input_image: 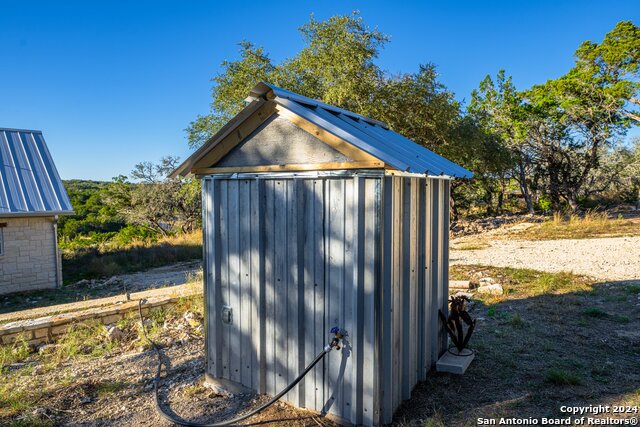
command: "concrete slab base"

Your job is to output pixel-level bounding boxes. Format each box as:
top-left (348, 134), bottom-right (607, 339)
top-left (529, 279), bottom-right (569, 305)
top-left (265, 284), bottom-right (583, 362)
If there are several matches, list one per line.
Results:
top-left (204, 373), bottom-right (255, 397)
top-left (436, 349), bottom-right (475, 374)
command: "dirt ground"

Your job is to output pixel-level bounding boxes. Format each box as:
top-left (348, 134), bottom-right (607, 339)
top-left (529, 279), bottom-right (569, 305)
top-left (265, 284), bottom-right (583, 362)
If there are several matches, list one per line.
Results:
top-left (394, 265), bottom-right (640, 426)
top-left (4, 340), bottom-right (335, 427)
top-left (1, 304), bottom-right (338, 427)
top-left (2, 265), bottom-right (638, 426)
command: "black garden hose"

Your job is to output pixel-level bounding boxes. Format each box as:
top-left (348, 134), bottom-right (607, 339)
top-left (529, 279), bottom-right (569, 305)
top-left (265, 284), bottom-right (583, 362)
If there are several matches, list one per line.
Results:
top-left (138, 299), bottom-right (340, 426)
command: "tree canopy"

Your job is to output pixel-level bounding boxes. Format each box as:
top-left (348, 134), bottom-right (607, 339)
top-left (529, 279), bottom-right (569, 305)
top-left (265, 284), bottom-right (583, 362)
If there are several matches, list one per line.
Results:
top-left (188, 14), bottom-right (639, 215)
top-left (470, 21), bottom-right (640, 212)
top-left (185, 12), bottom-right (505, 218)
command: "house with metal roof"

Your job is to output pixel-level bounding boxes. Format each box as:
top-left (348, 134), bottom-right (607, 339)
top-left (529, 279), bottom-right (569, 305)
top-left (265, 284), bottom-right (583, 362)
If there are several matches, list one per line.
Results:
top-left (0, 128), bottom-right (73, 295)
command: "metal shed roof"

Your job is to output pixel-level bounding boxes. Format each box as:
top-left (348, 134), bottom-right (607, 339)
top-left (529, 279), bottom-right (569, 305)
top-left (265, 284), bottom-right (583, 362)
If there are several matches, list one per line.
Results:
top-left (0, 128), bottom-right (73, 217)
top-left (173, 82), bottom-right (473, 178)
top-left (251, 83), bottom-right (472, 178)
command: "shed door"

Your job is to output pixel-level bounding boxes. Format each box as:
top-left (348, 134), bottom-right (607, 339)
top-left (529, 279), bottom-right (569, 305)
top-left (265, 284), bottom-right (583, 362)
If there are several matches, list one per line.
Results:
top-left (204, 175), bottom-right (379, 425)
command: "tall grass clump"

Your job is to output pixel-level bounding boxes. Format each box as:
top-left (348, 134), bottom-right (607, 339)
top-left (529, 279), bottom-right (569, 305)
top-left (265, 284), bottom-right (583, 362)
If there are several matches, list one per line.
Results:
top-left (52, 320), bottom-right (117, 362)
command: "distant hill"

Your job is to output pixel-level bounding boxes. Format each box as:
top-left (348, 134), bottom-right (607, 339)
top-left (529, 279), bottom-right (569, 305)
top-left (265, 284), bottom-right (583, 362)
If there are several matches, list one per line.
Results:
top-left (59, 179), bottom-right (125, 243)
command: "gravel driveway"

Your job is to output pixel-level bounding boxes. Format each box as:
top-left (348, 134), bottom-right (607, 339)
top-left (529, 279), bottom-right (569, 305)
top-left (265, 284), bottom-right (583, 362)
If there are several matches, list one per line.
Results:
top-left (451, 236), bottom-right (640, 281)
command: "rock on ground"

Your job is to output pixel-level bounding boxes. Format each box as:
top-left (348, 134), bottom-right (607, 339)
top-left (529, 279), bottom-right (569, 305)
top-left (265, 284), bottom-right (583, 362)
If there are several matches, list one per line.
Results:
top-left (476, 284), bottom-right (504, 295)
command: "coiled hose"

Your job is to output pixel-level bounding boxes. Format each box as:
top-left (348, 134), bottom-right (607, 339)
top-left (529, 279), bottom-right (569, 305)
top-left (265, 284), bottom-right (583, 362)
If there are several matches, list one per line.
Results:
top-left (138, 299), bottom-right (339, 426)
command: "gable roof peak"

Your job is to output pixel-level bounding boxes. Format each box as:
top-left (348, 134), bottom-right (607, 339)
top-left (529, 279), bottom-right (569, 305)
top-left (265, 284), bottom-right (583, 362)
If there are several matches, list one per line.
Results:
top-left (172, 82), bottom-right (473, 179)
top-left (247, 82), bottom-right (389, 129)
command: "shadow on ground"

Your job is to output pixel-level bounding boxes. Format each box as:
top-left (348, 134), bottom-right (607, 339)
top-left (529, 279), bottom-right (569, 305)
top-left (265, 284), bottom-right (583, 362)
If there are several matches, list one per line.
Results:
top-left (393, 274), bottom-right (640, 426)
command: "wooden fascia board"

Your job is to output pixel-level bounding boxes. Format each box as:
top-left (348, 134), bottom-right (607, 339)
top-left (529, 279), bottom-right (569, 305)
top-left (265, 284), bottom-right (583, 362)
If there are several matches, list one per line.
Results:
top-left (193, 160), bottom-right (385, 176)
top-left (170, 99), bottom-right (266, 177)
top-left (275, 105), bottom-right (379, 163)
top-left (190, 101), bottom-right (278, 171)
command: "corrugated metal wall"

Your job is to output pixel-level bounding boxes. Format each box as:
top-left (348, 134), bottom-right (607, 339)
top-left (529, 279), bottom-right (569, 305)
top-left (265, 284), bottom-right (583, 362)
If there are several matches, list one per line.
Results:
top-left (377, 176), bottom-right (449, 423)
top-left (202, 172), bottom-right (449, 426)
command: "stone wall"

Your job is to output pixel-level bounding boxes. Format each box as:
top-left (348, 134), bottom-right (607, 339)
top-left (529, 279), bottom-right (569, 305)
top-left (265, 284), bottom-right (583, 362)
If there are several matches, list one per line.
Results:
top-left (0, 216), bottom-right (59, 295)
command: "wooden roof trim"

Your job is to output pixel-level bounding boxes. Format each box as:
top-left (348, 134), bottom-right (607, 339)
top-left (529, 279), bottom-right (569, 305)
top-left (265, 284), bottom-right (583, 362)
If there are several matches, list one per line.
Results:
top-left (193, 160), bottom-right (385, 176)
top-left (176, 97), bottom-right (393, 177)
top-left (170, 99), bottom-right (268, 177)
top-left (190, 101), bottom-right (278, 172)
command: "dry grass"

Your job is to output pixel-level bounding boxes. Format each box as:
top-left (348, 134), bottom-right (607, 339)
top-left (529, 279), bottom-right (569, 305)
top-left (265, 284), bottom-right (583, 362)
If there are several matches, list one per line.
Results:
top-left (61, 231), bottom-right (203, 283)
top-left (507, 211), bottom-right (640, 240)
top-left (450, 265), bottom-right (592, 300)
top-left (0, 293), bottom-right (204, 423)
top-left (451, 241), bottom-right (491, 251)
top-left (395, 265), bottom-right (640, 425)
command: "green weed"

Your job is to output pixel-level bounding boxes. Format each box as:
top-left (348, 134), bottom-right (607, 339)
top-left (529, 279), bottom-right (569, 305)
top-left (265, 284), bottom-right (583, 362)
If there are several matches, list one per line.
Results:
top-left (95, 380), bottom-right (126, 397)
top-left (509, 313), bottom-right (525, 328)
top-left (611, 315), bottom-right (630, 324)
top-left (0, 334), bottom-right (33, 370)
top-left (6, 417), bottom-right (54, 427)
top-left (52, 320), bottom-right (115, 362)
top-left (545, 368), bottom-right (583, 386)
top-left (625, 284), bottom-right (640, 294)
top-left (0, 384), bottom-right (44, 417)
top-left (531, 272), bottom-right (574, 294)
top-left (423, 411), bottom-right (446, 427)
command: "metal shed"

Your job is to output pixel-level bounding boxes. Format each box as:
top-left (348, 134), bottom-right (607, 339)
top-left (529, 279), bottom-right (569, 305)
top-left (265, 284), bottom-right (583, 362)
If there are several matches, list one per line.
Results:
top-left (173, 82), bottom-right (471, 426)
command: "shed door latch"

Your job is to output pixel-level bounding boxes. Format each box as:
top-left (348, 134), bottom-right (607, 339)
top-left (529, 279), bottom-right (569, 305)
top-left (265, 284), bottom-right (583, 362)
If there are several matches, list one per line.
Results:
top-left (222, 305), bottom-right (233, 324)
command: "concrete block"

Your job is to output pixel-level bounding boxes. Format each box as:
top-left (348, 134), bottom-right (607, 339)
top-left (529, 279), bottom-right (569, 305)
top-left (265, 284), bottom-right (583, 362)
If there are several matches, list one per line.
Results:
top-left (449, 280), bottom-right (471, 290)
top-left (477, 283), bottom-right (504, 295)
top-left (2, 331), bottom-right (33, 345)
top-left (34, 328), bottom-right (50, 339)
top-left (436, 349), bottom-right (475, 374)
top-left (101, 314), bottom-right (122, 325)
top-left (0, 324), bottom-right (26, 334)
top-left (51, 324), bottom-right (69, 335)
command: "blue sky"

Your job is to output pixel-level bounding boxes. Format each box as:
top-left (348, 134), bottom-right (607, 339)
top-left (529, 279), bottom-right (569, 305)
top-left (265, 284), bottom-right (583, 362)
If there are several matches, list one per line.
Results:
top-left (1, 1), bottom-right (639, 180)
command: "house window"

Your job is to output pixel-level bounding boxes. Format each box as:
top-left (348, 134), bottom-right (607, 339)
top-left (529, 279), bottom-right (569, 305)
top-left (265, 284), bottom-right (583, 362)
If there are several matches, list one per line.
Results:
top-left (0, 226), bottom-right (4, 257)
